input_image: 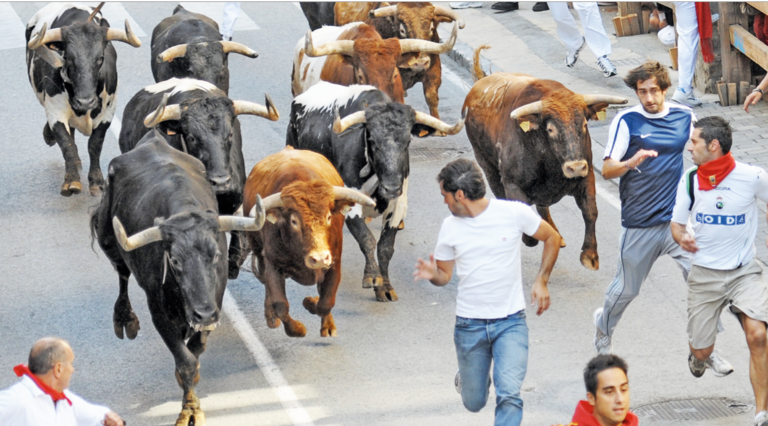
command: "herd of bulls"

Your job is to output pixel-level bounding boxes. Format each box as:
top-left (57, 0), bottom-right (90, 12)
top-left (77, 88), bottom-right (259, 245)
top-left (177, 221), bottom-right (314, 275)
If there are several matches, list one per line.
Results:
top-left (23, 2), bottom-right (629, 425)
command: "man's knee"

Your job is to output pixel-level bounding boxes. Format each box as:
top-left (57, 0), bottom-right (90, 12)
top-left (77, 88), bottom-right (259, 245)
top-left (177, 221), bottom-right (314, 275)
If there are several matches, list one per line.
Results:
top-left (745, 321), bottom-right (768, 349)
top-left (462, 393), bottom-right (488, 412)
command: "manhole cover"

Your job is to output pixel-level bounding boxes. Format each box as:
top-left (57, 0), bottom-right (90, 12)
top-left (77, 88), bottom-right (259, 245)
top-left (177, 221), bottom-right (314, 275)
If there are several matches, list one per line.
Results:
top-left (633, 398), bottom-right (752, 422)
top-left (411, 148), bottom-right (465, 164)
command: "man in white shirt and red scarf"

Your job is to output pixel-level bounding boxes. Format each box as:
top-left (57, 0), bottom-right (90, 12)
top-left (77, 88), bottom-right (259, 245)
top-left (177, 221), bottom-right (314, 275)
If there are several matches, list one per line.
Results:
top-left (671, 116), bottom-right (768, 426)
top-left (0, 337), bottom-right (125, 426)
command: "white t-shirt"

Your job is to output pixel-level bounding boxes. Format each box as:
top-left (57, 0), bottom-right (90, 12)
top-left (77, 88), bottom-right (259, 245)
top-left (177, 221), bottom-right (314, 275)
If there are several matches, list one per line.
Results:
top-left (434, 199), bottom-right (541, 319)
top-left (671, 161), bottom-right (768, 270)
top-left (0, 376), bottom-right (111, 426)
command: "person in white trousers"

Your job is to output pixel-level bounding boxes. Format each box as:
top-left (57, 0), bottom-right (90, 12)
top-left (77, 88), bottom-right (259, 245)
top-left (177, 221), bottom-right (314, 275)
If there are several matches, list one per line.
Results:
top-left (670, 2), bottom-right (702, 107)
top-left (221, 2), bottom-right (241, 41)
top-left (548, 2), bottom-right (617, 78)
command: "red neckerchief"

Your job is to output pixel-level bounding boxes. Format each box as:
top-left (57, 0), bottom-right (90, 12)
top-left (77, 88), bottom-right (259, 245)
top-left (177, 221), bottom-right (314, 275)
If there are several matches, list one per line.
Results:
top-left (697, 152), bottom-right (736, 191)
top-left (696, 3), bottom-right (714, 63)
top-left (570, 400), bottom-right (639, 426)
top-left (13, 364), bottom-right (72, 406)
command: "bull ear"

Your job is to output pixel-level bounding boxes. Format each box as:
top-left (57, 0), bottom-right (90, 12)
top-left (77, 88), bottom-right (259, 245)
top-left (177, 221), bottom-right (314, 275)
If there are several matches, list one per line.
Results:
top-left (586, 103), bottom-right (609, 121)
top-left (411, 124), bottom-right (437, 138)
top-left (516, 115), bottom-right (541, 132)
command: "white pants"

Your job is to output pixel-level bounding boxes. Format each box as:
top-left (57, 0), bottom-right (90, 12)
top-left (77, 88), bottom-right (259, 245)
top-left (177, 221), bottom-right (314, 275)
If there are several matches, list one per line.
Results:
top-left (548, 2), bottom-right (611, 58)
top-left (221, 2), bottom-right (241, 40)
top-left (674, 2), bottom-right (699, 92)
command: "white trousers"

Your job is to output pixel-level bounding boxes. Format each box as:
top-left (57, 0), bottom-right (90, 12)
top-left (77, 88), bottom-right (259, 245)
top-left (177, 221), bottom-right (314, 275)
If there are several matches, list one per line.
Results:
top-left (221, 2), bottom-right (241, 40)
top-left (548, 2), bottom-right (611, 58)
top-left (674, 2), bottom-right (699, 92)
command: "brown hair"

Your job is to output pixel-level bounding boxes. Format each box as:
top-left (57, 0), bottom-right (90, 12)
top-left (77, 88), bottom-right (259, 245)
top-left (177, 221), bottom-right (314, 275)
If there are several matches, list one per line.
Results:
top-left (623, 60), bottom-right (671, 91)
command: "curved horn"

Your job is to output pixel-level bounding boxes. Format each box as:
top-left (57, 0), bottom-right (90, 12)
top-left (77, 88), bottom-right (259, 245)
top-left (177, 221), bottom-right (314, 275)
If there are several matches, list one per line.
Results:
top-left (88, 2), bottom-right (105, 23)
top-left (510, 101), bottom-right (543, 120)
top-left (106, 19), bottom-right (142, 47)
top-left (233, 94), bottom-right (279, 121)
top-left (433, 6), bottom-right (466, 29)
top-left (261, 192), bottom-right (284, 212)
top-left (414, 112), bottom-right (464, 135)
top-left (333, 187), bottom-right (376, 207)
top-left (27, 23), bottom-right (62, 50)
top-left (34, 45), bottom-right (64, 68)
top-left (369, 5), bottom-right (397, 18)
top-left (400, 21), bottom-right (457, 54)
top-left (112, 217), bottom-right (163, 252)
top-left (304, 29), bottom-right (355, 57)
top-left (220, 41), bottom-right (259, 58)
top-left (333, 109), bottom-right (367, 134)
top-left (582, 94), bottom-right (629, 106)
top-left (144, 93), bottom-right (182, 128)
top-left (219, 195), bottom-right (266, 232)
top-left (156, 44), bottom-right (188, 63)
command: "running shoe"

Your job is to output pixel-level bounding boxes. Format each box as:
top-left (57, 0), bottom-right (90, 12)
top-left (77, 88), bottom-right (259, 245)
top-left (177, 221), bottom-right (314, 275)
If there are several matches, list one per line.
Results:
top-left (706, 350), bottom-right (734, 377)
top-left (597, 55), bottom-right (618, 78)
top-left (566, 37), bottom-right (585, 67)
top-left (532, 2), bottom-right (549, 12)
top-left (449, 2), bottom-right (483, 9)
top-left (671, 87), bottom-right (702, 107)
top-left (755, 410), bottom-right (768, 426)
top-left (593, 308), bottom-right (612, 354)
top-left (688, 353), bottom-right (707, 378)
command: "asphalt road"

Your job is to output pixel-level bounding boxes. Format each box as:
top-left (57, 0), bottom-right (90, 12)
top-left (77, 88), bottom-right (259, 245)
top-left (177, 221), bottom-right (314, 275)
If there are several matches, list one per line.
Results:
top-left (0, 3), bottom-right (760, 426)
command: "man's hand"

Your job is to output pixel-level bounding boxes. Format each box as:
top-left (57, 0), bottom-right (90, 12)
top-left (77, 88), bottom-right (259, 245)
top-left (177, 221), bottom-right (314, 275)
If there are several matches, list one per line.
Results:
top-left (413, 254), bottom-right (438, 282)
top-left (744, 91), bottom-right (763, 113)
top-left (102, 412), bottom-right (124, 426)
top-left (679, 232), bottom-right (699, 253)
top-left (531, 279), bottom-right (550, 316)
top-left (626, 149), bottom-right (658, 170)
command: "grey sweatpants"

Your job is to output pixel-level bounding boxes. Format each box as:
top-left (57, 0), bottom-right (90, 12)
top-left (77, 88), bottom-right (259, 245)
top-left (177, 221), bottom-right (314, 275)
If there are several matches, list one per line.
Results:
top-left (596, 222), bottom-right (699, 337)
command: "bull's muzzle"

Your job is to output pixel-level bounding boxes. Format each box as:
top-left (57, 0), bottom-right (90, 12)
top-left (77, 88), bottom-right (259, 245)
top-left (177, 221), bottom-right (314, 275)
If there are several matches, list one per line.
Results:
top-left (209, 175), bottom-right (232, 191)
top-left (72, 96), bottom-right (99, 113)
top-left (562, 160), bottom-right (589, 178)
top-left (378, 182), bottom-right (403, 199)
top-left (305, 250), bottom-right (332, 269)
top-left (189, 307), bottom-right (220, 330)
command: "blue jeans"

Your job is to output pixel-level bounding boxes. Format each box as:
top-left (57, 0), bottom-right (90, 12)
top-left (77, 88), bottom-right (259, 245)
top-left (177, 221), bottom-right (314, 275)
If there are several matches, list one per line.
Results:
top-left (454, 311), bottom-right (528, 426)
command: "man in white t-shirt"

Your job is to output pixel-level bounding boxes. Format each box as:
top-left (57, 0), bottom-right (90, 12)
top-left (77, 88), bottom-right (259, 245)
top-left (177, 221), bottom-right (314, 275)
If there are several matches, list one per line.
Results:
top-left (413, 158), bottom-right (561, 426)
top-left (671, 116), bottom-right (768, 426)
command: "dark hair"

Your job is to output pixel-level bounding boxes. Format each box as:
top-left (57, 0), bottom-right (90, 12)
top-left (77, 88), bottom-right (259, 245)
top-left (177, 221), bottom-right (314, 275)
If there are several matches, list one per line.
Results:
top-left (584, 354), bottom-right (628, 396)
top-left (624, 60), bottom-right (671, 92)
top-left (437, 158), bottom-right (486, 201)
top-left (28, 338), bottom-right (68, 375)
top-left (694, 116), bottom-right (733, 154)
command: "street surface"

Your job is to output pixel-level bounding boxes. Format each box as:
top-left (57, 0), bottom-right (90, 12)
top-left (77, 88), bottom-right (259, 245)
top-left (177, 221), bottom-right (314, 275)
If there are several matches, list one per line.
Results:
top-left (0, 2), bottom-right (764, 425)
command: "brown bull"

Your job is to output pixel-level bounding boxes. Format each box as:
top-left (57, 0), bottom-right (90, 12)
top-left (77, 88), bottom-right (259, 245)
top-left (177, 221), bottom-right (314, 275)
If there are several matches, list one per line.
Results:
top-left (462, 46), bottom-right (627, 271)
top-left (335, 2), bottom-right (464, 119)
top-left (242, 147), bottom-right (375, 337)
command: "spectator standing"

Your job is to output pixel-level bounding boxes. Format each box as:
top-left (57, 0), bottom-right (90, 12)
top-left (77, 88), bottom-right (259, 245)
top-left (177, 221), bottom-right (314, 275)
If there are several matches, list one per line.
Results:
top-left (671, 116), bottom-right (768, 426)
top-left (548, 2), bottom-right (617, 77)
top-left (221, 2), bottom-right (241, 41)
top-left (413, 158), bottom-right (561, 426)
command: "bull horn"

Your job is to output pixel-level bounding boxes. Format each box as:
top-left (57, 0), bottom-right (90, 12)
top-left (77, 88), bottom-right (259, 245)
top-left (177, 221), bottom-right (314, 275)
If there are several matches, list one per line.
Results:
top-left (219, 195), bottom-right (266, 232)
top-left (369, 5), bottom-right (397, 18)
top-left (333, 187), bottom-right (376, 207)
top-left (88, 2), bottom-right (105, 23)
top-left (34, 45), bottom-right (64, 68)
top-left (333, 109), bottom-right (367, 134)
top-left (304, 30), bottom-right (355, 57)
top-left (414, 112), bottom-right (464, 135)
top-left (510, 101), bottom-right (543, 120)
top-left (220, 41), bottom-right (259, 58)
top-left (400, 21), bottom-right (457, 54)
top-left (233, 94), bottom-right (279, 121)
top-left (434, 7), bottom-right (466, 29)
top-left (27, 23), bottom-right (63, 50)
top-left (106, 19), bottom-right (142, 47)
top-left (156, 44), bottom-right (188, 63)
top-left (112, 217), bottom-right (163, 252)
top-left (144, 93), bottom-right (182, 128)
top-left (261, 192), bottom-right (284, 211)
top-left (582, 94), bottom-right (629, 106)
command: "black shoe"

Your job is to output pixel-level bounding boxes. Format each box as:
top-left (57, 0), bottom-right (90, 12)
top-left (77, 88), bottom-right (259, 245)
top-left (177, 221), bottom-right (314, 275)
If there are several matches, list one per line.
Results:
top-left (491, 2), bottom-right (519, 12)
top-left (532, 2), bottom-right (549, 12)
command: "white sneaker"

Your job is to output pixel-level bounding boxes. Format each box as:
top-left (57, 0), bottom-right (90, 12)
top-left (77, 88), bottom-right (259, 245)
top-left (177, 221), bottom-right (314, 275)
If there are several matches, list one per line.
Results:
top-left (449, 2), bottom-right (483, 9)
top-left (671, 87), bottom-right (702, 107)
top-left (597, 55), bottom-right (618, 78)
top-left (706, 350), bottom-right (734, 377)
top-left (454, 369), bottom-right (461, 393)
top-left (593, 308), bottom-right (612, 354)
top-left (755, 410), bottom-right (768, 426)
top-left (566, 37), bottom-right (585, 68)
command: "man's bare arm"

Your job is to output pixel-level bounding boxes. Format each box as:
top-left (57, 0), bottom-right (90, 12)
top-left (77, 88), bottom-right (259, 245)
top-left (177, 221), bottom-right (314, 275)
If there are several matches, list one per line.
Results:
top-left (413, 255), bottom-right (455, 287)
top-left (530, 220), bottom-right (561, 315)
top-left (671, 221), bottom-right (699, 253)
top-left (602, 149), bottom-right (659, 179)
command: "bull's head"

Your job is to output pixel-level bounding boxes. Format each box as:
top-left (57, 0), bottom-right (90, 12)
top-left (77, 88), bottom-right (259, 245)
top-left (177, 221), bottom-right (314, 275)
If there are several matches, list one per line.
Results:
top-left (369, 3), bottom-right (464, 71)
top-left (156, 41), bottom-right (258, 92)
top-left (304, 22), bottom-right (457, 102)
top-left (27, 4), bottom-right (141, 114)
top-left (333, 103), bottom-right (464, 200)
top-left (143, 91), bottom-right (279, 193)
top-left (509, 93), bottom-right (627, 178)
top-left (112, 197), bottom-right (266, 329)
top-left (261, 182), bottom-right (375, 270)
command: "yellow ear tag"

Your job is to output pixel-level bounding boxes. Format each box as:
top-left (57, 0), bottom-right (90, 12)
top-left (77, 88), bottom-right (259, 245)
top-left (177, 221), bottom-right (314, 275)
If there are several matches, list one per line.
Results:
top-left (166, 129), bottom-right (176, 135)
top-left (266, 213), bottom-right (276, 224)
top-left (419, 129), bottom-right (429, 137)
top-left (520, 121), bottom-right (531, 132)
top-left (597, 110), bottom-right (606, 121)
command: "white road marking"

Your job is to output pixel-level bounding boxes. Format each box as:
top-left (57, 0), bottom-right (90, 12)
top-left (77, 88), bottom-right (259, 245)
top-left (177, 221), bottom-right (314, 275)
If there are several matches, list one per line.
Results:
top-left (110, 115), bottom-right (121, 141)
top-left (222, 289), bottom-right (316, 426)
top-left (0, 3), bottom-right (25, 50)
top-left (180, 2), bottom-right (259, 31)
top-left (83, 2), bottom-right (147, 38)
top-left (595, 183), bottom-right (622, 210)
top-left (292, 2), bottom-right (303, 12)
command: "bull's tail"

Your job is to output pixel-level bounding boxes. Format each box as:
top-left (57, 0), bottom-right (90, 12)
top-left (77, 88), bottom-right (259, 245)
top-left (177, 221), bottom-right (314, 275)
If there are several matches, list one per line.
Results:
top-left (472, 45), bottom-right (491, 82)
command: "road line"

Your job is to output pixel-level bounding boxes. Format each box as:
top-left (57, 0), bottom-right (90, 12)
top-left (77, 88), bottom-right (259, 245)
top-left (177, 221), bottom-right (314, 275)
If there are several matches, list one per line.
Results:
top-left (0, 3), bottom-right (26, 50)
top-left (222, 289), bottom-right (316, 426)
top-left (180, 2), bottom-right (259, 31)
top-left (110, 115), bottom-right (122, 142)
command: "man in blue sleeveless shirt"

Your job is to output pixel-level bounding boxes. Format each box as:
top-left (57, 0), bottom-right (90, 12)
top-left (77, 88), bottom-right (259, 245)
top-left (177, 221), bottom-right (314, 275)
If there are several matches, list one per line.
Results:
top-left (592, 61), bottom-right (733, 376)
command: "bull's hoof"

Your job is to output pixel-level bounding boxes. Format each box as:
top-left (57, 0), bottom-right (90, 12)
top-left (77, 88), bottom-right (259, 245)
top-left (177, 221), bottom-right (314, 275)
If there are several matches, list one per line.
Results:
top-left (228, 261), bottom-right (240, 279)
top-left (283, 320), bottom-right (307, 338)
top-left (175, 407), bottom-right (205, 426)
top-left (265, 312), bottom-right (281, 329)
top-left (302, 296), bottom-right (319, 315)
top-left (60, 181), bottom-right (82, 197)
top-left (113, 310), bottom-right (140, 340)
top-left (88, 170), bottom-right (104, 197)
top-left (88, 184), bottom-right (102, 197)
top-left (364, 217), bottom-right (372, 224)
top-left (320, 314), bottom-right (337, 337)
top-left (398, 220), bottom-right (405, 230)
top-left (580, 250), bottom-right (599, 271)
top-left (362, 275), bottom-right (384, 289)
top-left (374, 283), bottom-right (398, 302)
top-left (522, 234), bottom-right (538, 247)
